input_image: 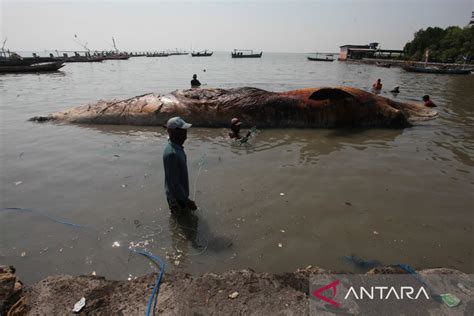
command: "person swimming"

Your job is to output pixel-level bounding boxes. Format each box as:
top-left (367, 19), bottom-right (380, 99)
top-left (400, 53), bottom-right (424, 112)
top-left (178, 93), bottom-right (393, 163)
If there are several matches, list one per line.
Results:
top-left (422, 95), bottom-right (436, 107)
top-left (372, 78), bottom-right (382, 90)
top-left (229, 118), bottom-right (252, 143)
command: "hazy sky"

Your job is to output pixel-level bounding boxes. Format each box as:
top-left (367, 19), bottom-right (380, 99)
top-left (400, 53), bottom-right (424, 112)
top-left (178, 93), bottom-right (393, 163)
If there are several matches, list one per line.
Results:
top-left (1, 0), bottom-right (473, 53)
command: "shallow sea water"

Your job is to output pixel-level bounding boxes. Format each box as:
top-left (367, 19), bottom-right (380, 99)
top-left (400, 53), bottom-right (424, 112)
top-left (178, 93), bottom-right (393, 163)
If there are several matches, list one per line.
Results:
top-left (0, 52), bottom-right (473, 283)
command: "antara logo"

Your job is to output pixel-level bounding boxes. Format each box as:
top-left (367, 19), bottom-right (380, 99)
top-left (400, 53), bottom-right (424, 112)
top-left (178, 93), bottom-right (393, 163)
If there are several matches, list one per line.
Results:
top-left (312, 280), bottom-right (430, 307)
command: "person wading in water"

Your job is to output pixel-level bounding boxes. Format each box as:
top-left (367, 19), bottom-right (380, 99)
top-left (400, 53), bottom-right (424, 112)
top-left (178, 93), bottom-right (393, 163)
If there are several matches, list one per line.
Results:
top-left (163, 117), bottom-right (198, 216)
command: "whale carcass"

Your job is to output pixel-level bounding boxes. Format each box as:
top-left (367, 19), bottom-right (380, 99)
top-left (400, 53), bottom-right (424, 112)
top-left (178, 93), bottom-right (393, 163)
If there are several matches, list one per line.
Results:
top-left (30, 86), bottom-right (438, 128)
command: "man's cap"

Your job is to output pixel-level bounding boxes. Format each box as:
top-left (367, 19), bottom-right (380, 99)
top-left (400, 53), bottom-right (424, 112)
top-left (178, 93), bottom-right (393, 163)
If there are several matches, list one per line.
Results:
top-left (422, 95), bottom-right (429, 100)
top-left (193, 74), bottom-right (197, 78)
top-left (166, 117), bottom-right (192, 129)
top-left (231, 118), bottom-right (241, 126)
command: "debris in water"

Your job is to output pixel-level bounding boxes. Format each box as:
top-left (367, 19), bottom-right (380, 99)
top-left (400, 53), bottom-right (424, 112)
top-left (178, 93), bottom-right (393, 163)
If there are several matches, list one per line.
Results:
top-left (174, 260), bottom-right (180, 266)
top-left (91, 271), bottom-right (96, 276)
top-left (112, 241), bottom-right (120, 248)
top-left (20, 252), bottom-right (26, 257)
top-left (72, 297), bottom-right (86, 313)
top-left (59, 248), bottom-right (63, 252)
top-left (114, 154), bottom-right (120, 157)
top-left (280, 229), bottom-right (286, 233)
top-left (14, 181), bottom-right (23, 186)
top-left (373, 231), bottom-right (379, 235)
top-left (345, 202), bottom-right (352, 206)
top-left (280, 193), bottom-right (285, 196)
top-left (278, 243), bottom-right (283, 248)
top-left (121, 184), bottom-right (127, 188)
top-left (228, 291), bottom-right (239, 299)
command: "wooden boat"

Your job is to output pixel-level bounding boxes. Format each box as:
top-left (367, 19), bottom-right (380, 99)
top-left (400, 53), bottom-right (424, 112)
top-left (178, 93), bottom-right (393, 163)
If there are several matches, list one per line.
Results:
top-left (0, 61), bottom-right (65, 73)
top-left (64, 55), bottom-right (104, 63)
top-left (376, 62), bottom-right (391, 68)
top-left (403, 65), bottom-right (471, 75)
top-left (231, 49), bottom-right (262, 58)
top-left (146, 52), bottom-right (169, 57)
top-left (167, 50), bottom-right (188, 56)
top-left (0, 54), bottom-right (61, 66)
top-left (101, 54), bottom-right (130, 60)
top-left (307, 53), bottom-right (334, 62)
top-left (191, 50), bottom-right (213, 57)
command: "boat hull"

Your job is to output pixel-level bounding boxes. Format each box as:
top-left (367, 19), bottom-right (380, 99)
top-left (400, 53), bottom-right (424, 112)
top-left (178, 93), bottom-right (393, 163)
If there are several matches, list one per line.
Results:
top-left (403, 66), bottom-right (471, 74)
top-left (307, 57), bottom-right (334, 62)
top-left (0, 61), bottom-right (65, 73)
top-left (231, 52), bottom-right (262, 58)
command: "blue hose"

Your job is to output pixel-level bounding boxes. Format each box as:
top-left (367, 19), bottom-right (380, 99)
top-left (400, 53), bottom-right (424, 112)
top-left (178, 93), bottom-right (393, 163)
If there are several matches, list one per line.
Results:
top-left (131, 249), bottom-right (166, 316)
top-left (0, 207), bottom-right (87, 228)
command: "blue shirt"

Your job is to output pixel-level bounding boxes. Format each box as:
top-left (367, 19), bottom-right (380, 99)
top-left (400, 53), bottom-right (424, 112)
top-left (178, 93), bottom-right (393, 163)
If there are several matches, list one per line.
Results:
top-left (163, 140), bottom-right (189, 205)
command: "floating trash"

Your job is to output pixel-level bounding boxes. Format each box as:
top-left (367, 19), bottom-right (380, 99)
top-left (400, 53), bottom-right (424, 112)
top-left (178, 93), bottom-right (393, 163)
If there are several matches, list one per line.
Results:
top-left (91, 271), bottom-right (96, 276)
top-left (14, 181), bottom-right (23, 186)
top-left (20, 252), bottom-right (26, 257)
top-left (228, 291), bottom-right (239, 299)
top-left (373, 231), bottom-right (379, 235)
top-left (72, 297), bottom-right (86, 313)
top-left (280, 229), bottom-right (286, 233)
top-left (112, 241), bottom-right (120, 248)
top-left (280, 193), bottom-right (285, 196)
top-left (278, 243), bottom-right (283, 248)
top-left (121, 184), bottom-right (127, 188)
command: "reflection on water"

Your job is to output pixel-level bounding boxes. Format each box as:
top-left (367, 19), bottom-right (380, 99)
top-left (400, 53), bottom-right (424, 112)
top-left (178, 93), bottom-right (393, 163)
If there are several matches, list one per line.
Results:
top-left (0, 53), bottom-right (473, 283)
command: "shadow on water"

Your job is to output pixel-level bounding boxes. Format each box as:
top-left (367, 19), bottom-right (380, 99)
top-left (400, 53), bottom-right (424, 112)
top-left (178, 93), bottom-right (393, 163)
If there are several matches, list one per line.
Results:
top-left (169, 211), bottom-right (233, 261)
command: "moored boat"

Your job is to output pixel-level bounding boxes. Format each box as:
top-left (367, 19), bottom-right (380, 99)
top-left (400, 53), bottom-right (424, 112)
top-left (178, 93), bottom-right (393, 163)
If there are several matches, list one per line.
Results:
top-left (0, 61), bottom-right (65, 73)
top-left (403, 65), bottom-right (471, 75)
top-left (307, 53), bottom-right (334, 62)
top-left (231, 49), bottom-right (262, 58)
top-left (146, 52), bottom-right (169, 57)
top-left (191, 50), bottom-right (213, 57)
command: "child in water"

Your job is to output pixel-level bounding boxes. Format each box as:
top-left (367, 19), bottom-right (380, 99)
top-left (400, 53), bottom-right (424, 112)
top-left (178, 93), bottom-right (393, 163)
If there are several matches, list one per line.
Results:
top-left (229, 118), bottom-right (253, 144)
top-left (422, 95), bottom-right (436, 107)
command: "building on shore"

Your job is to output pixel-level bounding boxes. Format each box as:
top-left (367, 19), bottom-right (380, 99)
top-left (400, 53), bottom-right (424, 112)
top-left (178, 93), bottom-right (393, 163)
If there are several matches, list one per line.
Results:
top-left (469, 11), bottom-right (473, 26)
top-left (339, 42), bottom-right (404, 61)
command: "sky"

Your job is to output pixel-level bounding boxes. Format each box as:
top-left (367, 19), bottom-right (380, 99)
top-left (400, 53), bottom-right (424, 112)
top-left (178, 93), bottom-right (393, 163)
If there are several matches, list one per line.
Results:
top-left (1, 0), bottom-right (473, 53)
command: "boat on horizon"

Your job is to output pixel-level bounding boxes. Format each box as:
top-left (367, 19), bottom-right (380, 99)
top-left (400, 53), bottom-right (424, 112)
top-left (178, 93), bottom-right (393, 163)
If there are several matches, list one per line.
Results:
top-left (191, 50), bottom-right (213, 57)
top-left (403, 65), bottom-right (471, 75)
top-left (167, 49), bottom-right (189, 56)
top-left (146, 52), bottom-right (169, 57)
top-left (307, 53), bottom-right (334, 62)
top-left (231, 49), bottom-right (262, 58)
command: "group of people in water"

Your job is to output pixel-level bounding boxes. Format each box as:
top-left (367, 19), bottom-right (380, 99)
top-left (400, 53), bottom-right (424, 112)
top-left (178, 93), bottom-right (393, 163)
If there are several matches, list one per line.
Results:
top-left (372, 78), bottom-right (436, 107)
top-left (163, 76), bottom-right (438, 217)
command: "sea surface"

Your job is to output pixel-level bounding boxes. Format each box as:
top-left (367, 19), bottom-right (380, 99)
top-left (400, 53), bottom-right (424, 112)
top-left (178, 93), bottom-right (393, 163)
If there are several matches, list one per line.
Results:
top-left (1, 52), bottom-right (473, 284)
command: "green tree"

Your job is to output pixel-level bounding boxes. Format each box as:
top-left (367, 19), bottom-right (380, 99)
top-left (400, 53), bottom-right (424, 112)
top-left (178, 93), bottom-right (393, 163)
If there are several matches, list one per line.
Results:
top-left (403, 25), bottom-right (474, 63)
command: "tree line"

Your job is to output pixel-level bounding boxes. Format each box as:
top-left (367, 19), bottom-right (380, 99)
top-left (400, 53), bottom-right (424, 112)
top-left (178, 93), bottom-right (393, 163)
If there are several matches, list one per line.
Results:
top-left (403, 26), bottom-right (474, 63)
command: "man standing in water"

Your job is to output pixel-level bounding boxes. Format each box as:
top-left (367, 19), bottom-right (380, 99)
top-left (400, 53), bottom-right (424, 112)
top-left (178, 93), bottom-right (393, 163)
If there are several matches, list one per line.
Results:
top-left (191, 74), bottom-right (201, 88)
top-left (163, 117), bottom-right (198, 216)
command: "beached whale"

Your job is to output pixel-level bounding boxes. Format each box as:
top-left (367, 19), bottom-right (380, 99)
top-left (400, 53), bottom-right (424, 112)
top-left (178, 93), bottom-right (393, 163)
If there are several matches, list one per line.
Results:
top-left (30, 87), bottom-right (438, 128)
